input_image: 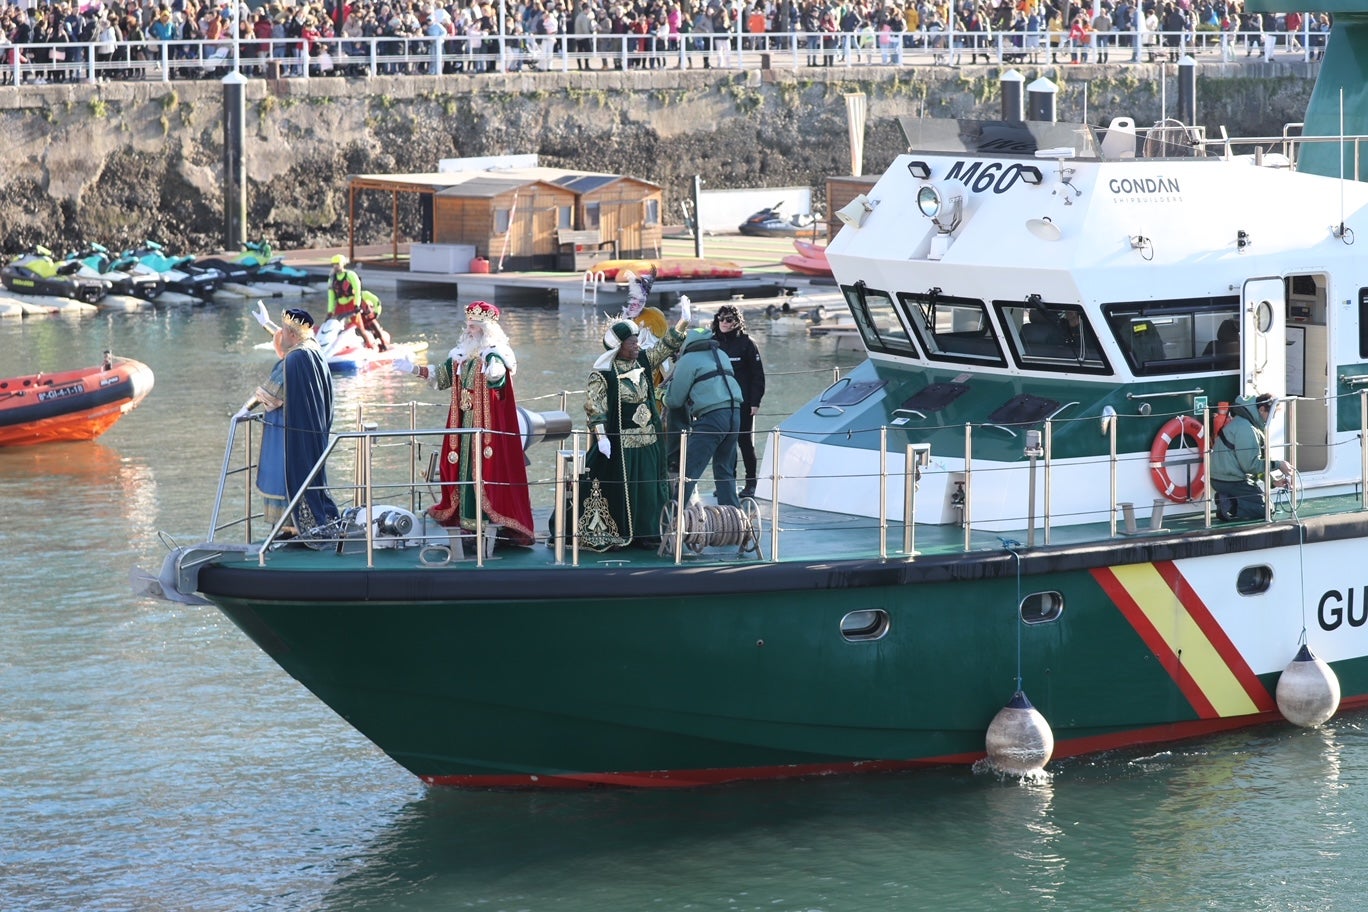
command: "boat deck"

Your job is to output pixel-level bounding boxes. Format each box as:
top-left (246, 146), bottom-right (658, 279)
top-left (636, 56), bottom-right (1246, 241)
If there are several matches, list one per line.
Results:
top-left (211, 480), bottom-right (1354, 577)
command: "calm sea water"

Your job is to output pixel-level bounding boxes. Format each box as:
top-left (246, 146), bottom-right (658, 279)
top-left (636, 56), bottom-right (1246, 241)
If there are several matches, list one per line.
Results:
top-left (2, 290), bottom-right (1367, 912)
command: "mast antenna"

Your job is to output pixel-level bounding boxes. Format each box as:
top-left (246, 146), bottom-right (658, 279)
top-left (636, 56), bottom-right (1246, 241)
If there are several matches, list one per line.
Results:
top-left (1335, 89), bottom-right (1354, 244)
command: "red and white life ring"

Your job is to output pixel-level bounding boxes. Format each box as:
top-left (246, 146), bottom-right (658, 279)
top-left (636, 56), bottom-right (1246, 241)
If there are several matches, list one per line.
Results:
top-left (1149, 416), bottom-right (1206, 503)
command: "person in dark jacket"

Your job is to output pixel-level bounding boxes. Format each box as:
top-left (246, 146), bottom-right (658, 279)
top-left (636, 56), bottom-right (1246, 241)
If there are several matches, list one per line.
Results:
top-left (665, 327), bottom-right (744, 508)
top-left (710, 304), bottom-right (766, 498)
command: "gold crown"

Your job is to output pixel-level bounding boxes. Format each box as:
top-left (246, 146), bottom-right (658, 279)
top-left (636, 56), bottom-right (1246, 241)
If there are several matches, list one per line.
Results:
top-left (465, 300), bottom-right (500, 322)
top-left (281, 308), bottom-right (314, 331)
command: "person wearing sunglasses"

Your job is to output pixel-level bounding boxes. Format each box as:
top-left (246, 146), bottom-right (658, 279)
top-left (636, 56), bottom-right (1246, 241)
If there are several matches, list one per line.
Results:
top-left (710, 304), bottom-right (766, 499)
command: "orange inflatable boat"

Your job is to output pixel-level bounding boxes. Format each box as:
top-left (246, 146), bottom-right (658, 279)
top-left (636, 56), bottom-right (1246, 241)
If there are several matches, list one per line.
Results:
top-left (0, 356), bottom-right (155, 446)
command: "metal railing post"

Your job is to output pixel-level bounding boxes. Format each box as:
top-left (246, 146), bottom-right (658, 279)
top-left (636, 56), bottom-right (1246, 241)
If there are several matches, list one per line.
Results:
top-left (1361, 390), bottom-right (1368, 510)
top-left (1043, 418), bottom-right (1053, 545)
top-left (769, 428), bottom-right (781, 562)
top-left (962, 423), bottom-right (972, 552)
top-left (473, 428), bottom-right (484, 567)
top-left (1109, 414), bottom-right (1119, 537)
top-left (878, 426), bottom-right (888, 561)
top-left (674, 430), bottom-right (690, 563)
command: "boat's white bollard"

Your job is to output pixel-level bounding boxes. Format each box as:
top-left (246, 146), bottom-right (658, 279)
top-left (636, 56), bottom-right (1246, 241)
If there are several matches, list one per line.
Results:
top-left (985, 690), bottom-right (1054, 775)
top-left (1276, 644), bottom-right (1340, 728)
top-left (1118, 502), bottom-right (1137, 534)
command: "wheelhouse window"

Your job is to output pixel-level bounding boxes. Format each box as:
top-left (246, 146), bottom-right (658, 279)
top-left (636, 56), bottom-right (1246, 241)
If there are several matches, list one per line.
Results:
top-left (585, 202), bottom-right (601, 230)
top-left (995, 300), bottom-right (1109, 373)
top-left (558, 206), bottom-right (573, 229)
top-left (494, 208), bottom-right (511, 234)
top-left (1104, 296), bottom-right (1241, 375)
top-left (644, 199), bottom-right (660, 226)
top-left (897, 289), bottom-right (1005, 365)
top-left (841, 283), bottom-right (918, 357)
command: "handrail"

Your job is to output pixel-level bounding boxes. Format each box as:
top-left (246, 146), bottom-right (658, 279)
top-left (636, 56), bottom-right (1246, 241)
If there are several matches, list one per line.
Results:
top-left (1126, 388), bottom-right (1206, 400)
top-left (0, 27), bottom-right (1325, 87)
top-left (204, 387), bottom-right (1368, 570)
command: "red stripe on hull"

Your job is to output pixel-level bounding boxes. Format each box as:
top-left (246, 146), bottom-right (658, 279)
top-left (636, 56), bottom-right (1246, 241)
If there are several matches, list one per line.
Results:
top-left (1153, 560), bottom-right (1277, 712)
top-left (1091, 565), bottom-right (1218, 717)
top-left (419, 698), bottom-right (1368, 789)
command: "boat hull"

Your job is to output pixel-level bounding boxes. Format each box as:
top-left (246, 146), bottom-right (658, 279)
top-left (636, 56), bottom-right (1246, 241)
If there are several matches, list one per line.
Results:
top-left (196, 514), bottom-right (1368, 788)
top-left (0, 359), bottom-right (155, 446)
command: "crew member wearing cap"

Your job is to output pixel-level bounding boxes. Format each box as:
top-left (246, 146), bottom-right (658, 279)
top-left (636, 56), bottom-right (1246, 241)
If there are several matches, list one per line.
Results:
top-left (1210, 392), bottom-right (1290, 521)
top-left (234, 307), bottom-right (340, 536)
top-left (393, 301), bottom-right (534, 546)
top-left (578, 299), bottom-right (693, 550)
top-left (326, 255), bottom-right (388, 350)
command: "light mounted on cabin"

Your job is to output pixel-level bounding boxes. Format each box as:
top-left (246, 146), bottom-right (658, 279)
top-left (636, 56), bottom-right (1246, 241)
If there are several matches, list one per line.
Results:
top-left (916, 180), bottom-right (967, 260)
top-left (1019, 166), bottom-right (1044, 185)
top-left (915, 180), bottom-right (965, 233)
top-left (835, 194), bottom-right (879, 229)
top-left (1236, 229), bottom-right (1251, 252)
top-left (906, 160), bottom-right (932, 180)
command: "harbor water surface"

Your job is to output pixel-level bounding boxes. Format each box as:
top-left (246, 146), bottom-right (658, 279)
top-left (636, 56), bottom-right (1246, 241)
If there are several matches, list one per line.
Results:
top-left (3, 290), bottom-right (1367, 912)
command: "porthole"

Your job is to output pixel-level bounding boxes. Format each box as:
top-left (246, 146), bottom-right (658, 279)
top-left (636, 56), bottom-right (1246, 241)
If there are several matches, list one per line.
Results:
top-left (840, 609), bottom-right (890, 642)
top-left (1236, 565), bottom-right (1273, 595)
top-left (1020, 591), bottom-right (1063, 625)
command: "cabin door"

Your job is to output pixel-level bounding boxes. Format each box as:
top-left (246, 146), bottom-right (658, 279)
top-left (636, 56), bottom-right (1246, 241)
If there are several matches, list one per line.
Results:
top-left (1241, 277), bottom-right (1286, 402)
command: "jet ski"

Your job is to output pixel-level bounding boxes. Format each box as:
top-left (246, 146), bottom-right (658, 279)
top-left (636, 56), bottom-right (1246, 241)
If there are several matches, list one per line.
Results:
top-left (189, 241), bottom-right (300, 285)
top-left (68, 243), bottom-right (166, 300)
top-left (738, 202), bottom-right (818, 238)
top-left (126, 241), bottom-right (221, 300)
top-left (1, 246), bottom-right (109, 303)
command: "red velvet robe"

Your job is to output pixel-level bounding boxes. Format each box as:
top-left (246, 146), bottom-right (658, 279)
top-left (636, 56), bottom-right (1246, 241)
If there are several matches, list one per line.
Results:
top-left (428, 355), bottom-right (534, 545)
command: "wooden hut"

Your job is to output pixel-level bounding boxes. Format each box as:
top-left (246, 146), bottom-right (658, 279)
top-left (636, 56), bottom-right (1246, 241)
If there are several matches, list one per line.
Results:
top-left (344, 166), bottom-right (664, 272)
top-left (433, 176), bottom-right (578, 272)
top-left (550, 173), bottom-right (664, 260)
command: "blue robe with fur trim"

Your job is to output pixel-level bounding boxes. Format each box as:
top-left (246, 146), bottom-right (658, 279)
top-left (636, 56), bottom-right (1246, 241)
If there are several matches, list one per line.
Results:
top-left (282, 339), bottom-right (339, 531)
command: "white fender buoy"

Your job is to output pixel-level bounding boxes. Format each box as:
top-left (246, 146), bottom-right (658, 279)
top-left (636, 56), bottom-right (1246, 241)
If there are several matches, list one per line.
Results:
top-left (1276, 644), bottom-right (1340, 728)
top-left (985, 690), bottom-right (1054, 775)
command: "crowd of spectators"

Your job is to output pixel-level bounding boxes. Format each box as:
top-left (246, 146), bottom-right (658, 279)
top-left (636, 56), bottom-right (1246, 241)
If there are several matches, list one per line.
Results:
top-left (0, 0), bottom-right (1332, 82)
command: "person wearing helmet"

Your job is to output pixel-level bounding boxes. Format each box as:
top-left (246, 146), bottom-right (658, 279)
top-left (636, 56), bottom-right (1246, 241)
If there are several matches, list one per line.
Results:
top-left (327, 254), bottom-right (388, 350)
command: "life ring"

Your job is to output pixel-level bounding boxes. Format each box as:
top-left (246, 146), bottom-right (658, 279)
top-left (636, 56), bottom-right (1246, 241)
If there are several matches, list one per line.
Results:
top-left (1149, 416), bottom-right (1206, 503)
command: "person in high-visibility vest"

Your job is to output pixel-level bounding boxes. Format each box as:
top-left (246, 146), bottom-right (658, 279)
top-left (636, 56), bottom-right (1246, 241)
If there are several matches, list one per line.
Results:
top-left (326, 254), bottom-right (389, 350)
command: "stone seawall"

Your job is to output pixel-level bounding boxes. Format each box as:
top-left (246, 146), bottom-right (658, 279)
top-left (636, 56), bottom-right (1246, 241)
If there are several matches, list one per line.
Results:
top-left (0, 63), bottom-right (1315, 256)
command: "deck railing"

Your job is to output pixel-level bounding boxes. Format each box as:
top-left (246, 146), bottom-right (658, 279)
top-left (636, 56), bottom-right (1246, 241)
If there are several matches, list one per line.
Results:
top-left (205, 386), bottom-right (1368, 568)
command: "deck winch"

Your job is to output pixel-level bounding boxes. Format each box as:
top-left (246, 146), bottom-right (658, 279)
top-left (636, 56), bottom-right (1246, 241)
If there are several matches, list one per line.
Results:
top-left (658, 500), bottom-right (764, 558)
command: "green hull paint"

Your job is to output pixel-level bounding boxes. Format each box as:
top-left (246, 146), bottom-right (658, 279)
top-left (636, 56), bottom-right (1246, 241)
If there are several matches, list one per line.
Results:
top-left (210, 565), bottom-right (1233, 782)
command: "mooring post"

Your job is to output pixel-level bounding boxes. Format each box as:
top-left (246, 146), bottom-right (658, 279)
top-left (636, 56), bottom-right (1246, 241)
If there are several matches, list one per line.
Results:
top-left (221, 70), bottom-right (247, 252)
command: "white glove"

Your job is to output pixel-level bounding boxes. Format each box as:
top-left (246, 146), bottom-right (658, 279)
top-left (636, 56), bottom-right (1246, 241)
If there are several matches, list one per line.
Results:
top-left (392, 357), bottom-right (415, 375)
top-left (596, 436), bottom-right (612, 458)
top-left (485, 357), bottom-right (507, 383)
top-left (233, 406), bottom-right (252, 421)
top-left (678, 295), bottom-right (692, 325)
top-left (252, 300), bottom-right (271, 329)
